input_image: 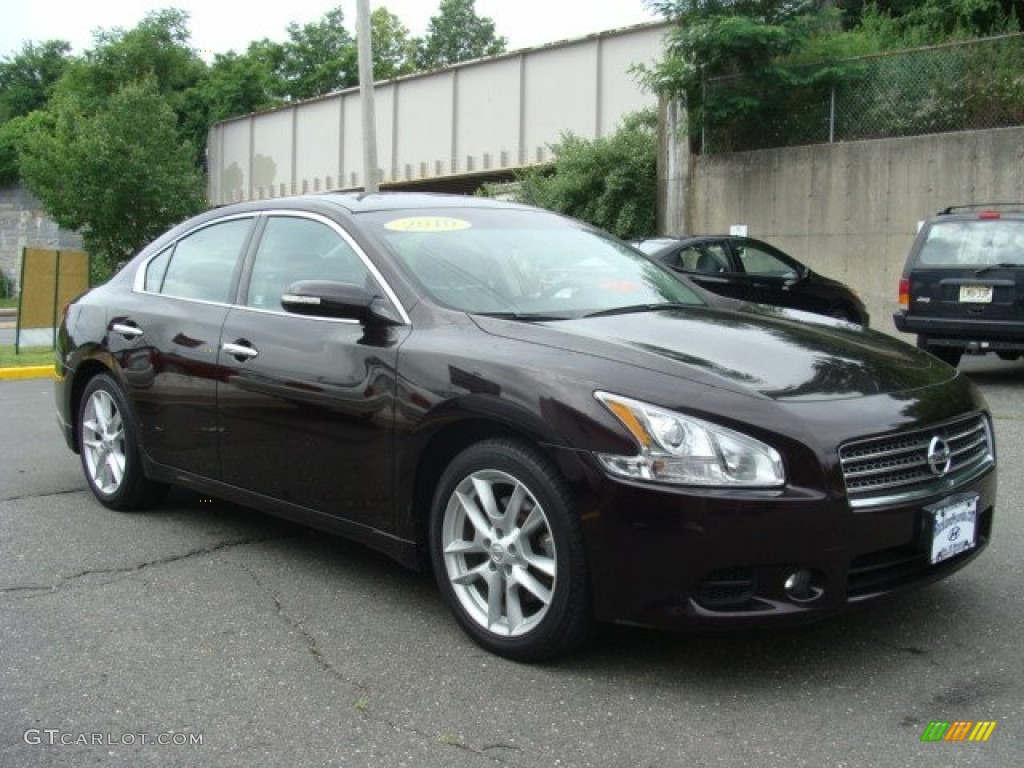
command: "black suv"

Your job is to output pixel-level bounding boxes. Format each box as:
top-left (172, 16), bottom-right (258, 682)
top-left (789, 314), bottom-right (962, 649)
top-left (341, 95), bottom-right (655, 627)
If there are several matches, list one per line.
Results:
top-left (894, 204), bottom-right (1024, 367)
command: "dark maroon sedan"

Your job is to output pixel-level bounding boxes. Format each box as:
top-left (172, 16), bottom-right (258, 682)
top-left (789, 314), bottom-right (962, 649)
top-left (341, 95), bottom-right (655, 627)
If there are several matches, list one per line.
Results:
top-left (56, 193), bottom-right (996, 661)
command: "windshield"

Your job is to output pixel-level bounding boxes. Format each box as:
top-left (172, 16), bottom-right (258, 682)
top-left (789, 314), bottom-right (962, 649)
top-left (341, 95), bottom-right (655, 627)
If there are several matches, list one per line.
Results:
top-left (360, 207), bottom-right (702, 317)
top-left (920, 219), bottom-right (1024, 266)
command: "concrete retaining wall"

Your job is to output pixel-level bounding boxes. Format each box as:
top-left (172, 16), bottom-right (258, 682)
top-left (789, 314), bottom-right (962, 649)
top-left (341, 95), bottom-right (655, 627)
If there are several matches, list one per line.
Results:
top-left (689, 127), bottom-right (1024, 333)
top-left (0, 185), bottom-right (82, 296)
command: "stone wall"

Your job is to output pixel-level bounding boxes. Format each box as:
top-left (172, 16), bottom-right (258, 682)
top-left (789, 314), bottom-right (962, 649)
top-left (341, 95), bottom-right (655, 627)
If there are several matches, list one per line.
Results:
top-left (0, 184), bottom-right (83, 297)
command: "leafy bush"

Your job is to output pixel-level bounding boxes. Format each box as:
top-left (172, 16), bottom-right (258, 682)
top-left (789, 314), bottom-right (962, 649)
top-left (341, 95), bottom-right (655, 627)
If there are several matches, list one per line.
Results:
top-left (510, 110), bottom-right (658, 239)
top-left (0, 268), bottom-right (13, 299)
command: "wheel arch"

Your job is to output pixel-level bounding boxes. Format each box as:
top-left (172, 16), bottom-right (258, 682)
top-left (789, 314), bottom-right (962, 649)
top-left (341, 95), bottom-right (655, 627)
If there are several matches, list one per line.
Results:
top-left (66, 357), bottom-right (119, 453)
top-left (408, 417), bottom-right (562, 571)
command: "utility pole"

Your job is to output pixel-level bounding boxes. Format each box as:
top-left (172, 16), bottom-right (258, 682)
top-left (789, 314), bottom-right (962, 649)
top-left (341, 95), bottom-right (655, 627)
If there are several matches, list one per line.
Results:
top-left (356, 0), bottom-right (379, 193)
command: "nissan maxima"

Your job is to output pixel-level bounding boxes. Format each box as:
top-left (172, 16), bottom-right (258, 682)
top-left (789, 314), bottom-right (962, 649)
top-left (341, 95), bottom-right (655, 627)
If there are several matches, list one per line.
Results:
top-left (55, 193), bottom-right (996, 661)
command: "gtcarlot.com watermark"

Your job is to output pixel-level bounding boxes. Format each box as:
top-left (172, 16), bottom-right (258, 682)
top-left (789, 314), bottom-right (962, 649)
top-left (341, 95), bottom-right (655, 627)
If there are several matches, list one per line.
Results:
top-left (24, 729), bottom-right (202, 747)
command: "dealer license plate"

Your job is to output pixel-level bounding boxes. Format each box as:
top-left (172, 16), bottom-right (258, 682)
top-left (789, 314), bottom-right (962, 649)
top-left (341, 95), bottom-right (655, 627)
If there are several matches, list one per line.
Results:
top-left (926, 495), bottom-right (978, 565)
top-left (959, 284), bottom-right (993, 303)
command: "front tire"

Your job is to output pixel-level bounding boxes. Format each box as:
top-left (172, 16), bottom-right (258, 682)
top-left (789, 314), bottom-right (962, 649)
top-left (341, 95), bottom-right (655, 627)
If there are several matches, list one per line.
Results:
top-left (430, 439), bottom-right (592, 661)
top-left (825, 304), bottom-right (858, 323)
top-left (78, 373), bottom-right (167, 511)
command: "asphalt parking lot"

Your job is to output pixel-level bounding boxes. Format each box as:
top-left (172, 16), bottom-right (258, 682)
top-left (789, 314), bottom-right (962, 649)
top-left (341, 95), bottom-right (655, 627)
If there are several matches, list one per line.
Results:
top-left (1, 357), bottom-right (1022, 768)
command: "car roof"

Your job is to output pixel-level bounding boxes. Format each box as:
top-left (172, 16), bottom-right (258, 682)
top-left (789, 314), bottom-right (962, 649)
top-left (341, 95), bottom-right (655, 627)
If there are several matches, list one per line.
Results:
top-left (933, 203), bottom-right (1024, 218)
top-left (317, 191), bottom-right (535, 214)
top-left (216, 191), bottom-right (536, 216)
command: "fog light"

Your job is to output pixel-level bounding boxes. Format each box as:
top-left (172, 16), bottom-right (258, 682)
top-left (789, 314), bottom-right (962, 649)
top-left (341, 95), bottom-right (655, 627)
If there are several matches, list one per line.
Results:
top-left (784, 569), bottom-right (820, 602)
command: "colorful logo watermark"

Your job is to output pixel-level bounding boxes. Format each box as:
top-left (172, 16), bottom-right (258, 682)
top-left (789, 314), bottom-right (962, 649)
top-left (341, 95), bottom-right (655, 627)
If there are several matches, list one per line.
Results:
top-left (920, 721), bottom-right (997, 742)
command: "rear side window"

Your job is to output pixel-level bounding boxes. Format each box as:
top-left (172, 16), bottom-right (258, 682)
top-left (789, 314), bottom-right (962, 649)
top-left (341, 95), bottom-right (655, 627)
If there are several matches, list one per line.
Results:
top-left (144, 247), bottom-right (172, 292)
top-left (156, 218), bottom-right (252, 302)
top-left (677, 244), bottom-right (730, 273)
top-left (920, 219), bottom-right (1024, 266)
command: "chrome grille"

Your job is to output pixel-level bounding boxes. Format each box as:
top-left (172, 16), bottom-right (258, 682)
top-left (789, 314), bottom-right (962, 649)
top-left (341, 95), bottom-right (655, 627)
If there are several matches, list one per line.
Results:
top-left (839, 414), bottom-right (993, 508)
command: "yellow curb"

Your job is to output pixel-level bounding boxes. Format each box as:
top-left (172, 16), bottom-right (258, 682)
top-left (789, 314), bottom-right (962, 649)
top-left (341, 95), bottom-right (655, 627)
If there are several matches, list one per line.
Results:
top-left (0, 365), bottom-right (56, 381)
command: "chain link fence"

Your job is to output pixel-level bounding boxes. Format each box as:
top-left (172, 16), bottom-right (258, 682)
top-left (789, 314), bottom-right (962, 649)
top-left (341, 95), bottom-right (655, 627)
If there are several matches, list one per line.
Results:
top-left (701, 34), bottom-right (1024, 154)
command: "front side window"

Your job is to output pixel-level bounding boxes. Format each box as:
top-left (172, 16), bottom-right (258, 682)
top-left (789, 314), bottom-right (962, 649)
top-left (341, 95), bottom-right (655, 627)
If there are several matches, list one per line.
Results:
top-left (245, 217), bottom-right (373, 310)
top-left (157, 218), bottom-right (252, 302)
top-left (736, 244), bottom-right (796, 278)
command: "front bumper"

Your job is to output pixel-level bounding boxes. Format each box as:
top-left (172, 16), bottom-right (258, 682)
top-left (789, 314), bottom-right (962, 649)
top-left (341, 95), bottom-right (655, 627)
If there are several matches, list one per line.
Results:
top-left (558, 447), bottom-right (996, 631)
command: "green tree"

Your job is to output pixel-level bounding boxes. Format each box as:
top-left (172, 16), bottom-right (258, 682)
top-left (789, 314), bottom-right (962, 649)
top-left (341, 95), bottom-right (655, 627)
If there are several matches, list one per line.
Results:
top-left (17, 78), bottom-right (205, 280)
top-left (368, 7), bottom-right (418, 79)
top-left (0, 40), bottom-right (72, 122)
top-left (643, 1), bottom-right (834, 96)
top-left (64, 8), bottom-right (205, 108)
top-left (53, 8), bottom-right (208, 158)
top-left (643, 0), bottom-right (1023, 152)
top-left (837, 1), bottom-right (1023, 36)
top-left (514, 111), bottom-right (658, 238)
top-left (417, 0), bottom-right (507, 69)
top-left (0, 116), bottom-right (32, 184)
top-left (278, 7), bottom-right (358, 100)
top-left (191, 47), bottom-right (283, 124)
top-left (856, 0), bottom-right (1021, 45)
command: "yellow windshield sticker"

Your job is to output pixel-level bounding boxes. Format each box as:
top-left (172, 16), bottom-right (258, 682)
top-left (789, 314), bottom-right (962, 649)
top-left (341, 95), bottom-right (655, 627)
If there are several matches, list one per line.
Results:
top-left (384, 216), bottom-right (472, 232)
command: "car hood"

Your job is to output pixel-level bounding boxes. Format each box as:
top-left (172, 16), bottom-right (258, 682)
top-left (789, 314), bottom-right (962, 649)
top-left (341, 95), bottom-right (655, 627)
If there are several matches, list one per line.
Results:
top-left (472, 306), bottom-right (954, 402)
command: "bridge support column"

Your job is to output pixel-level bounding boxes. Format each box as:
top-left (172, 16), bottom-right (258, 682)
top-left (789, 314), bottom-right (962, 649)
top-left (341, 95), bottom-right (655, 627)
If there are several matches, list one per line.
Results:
top-left (657, 96), bottom-right (691, 236)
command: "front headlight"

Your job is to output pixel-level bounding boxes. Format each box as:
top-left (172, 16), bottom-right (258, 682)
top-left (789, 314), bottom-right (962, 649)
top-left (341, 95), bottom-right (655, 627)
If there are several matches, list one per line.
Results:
top-left (594, 392), bottom-right (785, 487)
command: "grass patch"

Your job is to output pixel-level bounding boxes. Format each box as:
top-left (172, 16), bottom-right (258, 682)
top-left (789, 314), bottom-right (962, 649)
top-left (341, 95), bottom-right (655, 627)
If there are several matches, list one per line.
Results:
top-left (0, 297), bottom-right (17, 309)
top-left (0, 345), bottom-right (55, 368)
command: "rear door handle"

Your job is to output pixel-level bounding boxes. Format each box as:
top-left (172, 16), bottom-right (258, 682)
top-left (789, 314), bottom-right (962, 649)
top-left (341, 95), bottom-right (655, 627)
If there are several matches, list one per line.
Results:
top-left (111, 322), bottom-right (144, 339)
top-left (222, 341), bottom-right (259, 361)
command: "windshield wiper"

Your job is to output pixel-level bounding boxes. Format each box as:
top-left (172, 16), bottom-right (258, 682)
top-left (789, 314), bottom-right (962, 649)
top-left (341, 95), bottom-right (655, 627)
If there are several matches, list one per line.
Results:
top-left (974, 262), bottom-right (1024, 276)
top-left (583, 303), bottom-right (695, 319)
top-left (475, 311), bottom-right (571, 322)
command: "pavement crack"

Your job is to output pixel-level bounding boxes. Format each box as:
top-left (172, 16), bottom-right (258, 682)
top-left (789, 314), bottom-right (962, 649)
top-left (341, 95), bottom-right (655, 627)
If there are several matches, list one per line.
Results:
top-left (869, 636), bottom-right (941, 667)
top-left (240, 563), bottom-right (359, 687)
top-left (376, 720), bottom-right (511, 765)
top-left (0, 487), bottom-right (85, 504)
top-left (0, 533), bottom-right (299, 599)
top-left (238, 564), bottom-right (509, 763)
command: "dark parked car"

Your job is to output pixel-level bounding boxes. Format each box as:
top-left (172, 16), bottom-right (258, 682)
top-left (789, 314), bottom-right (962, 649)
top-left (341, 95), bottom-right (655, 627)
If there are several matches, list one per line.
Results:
top-left (56, 193), bottom-right (995, 661)
top-left (894, 204), bottom-right (1024, 367)
top-left (634, 235), bottom-right (870, 325)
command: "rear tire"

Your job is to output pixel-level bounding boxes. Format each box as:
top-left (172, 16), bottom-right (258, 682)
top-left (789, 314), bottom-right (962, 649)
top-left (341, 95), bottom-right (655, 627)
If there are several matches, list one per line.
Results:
top-left (430, 439), bottom-right (592, 661)
top-left (78, 373), bottom-right (168, 511)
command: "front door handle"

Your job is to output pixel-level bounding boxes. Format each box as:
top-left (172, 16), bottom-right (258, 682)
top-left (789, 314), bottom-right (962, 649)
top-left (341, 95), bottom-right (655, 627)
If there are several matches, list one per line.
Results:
top-left (222, 341), bottom-right (259, 361)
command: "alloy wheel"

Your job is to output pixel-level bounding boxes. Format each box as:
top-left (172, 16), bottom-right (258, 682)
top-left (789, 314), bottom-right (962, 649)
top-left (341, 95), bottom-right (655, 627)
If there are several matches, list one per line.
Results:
top-left (440, 468), bottom-right (557, 637)
top-left (81, 389), bottom-right (127, 495)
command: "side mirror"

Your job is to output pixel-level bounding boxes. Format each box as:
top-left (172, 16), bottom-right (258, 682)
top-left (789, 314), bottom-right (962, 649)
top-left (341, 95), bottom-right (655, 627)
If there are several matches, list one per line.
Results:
top-left (281, 280), bottom-right (402, 326)
top-left (784, 267), bottom-right (809, 286)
